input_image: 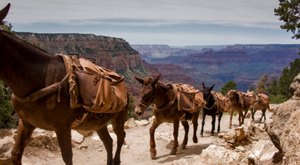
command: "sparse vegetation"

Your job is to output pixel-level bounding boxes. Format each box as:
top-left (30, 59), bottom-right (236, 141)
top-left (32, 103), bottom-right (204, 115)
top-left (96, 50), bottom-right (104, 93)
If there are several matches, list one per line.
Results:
top-left (275, 0), bottom-right (300, 39)
top-left (127, 94), bottom-right (136, 119)
top-left (0, 81), bottom-right (16, 128)
top-left (266, 59), bottom-right (300, 103)
top-left (220, 80), bottom-right (237, 95)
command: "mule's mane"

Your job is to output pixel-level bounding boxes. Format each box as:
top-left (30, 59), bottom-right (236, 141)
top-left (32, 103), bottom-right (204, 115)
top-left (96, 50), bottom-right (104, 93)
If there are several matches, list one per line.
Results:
top-left (1, 30), bottom-right (52, 58)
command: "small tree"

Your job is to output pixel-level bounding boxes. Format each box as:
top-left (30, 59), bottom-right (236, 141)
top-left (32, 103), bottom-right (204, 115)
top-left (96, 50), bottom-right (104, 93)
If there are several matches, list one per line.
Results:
top-left (266, 59), bottom-right (300, 103)
top-left (256, 75), bottom-right (268, 93)
top-left (221, 81), bottom-right (237, 95)
top-left (274, 0), bottom-right (300, 39)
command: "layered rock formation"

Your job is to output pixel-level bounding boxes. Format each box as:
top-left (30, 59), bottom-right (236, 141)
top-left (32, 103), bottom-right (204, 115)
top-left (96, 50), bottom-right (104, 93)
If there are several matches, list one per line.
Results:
top-left (266, 73), bottom-right (300, 164)
top-left (16, 33), bottom-right (143, 73)
top-left (134, 44), bottom-right (300, 91)
top-left (15, 32), bottom-right (156, 96)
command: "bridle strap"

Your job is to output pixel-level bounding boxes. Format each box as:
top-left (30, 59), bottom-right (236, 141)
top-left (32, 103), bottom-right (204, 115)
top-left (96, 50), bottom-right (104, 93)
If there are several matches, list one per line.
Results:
top-left (203, 92), bottom-right (217, 110)
top-left (137, 84), bottom-right (157, 108)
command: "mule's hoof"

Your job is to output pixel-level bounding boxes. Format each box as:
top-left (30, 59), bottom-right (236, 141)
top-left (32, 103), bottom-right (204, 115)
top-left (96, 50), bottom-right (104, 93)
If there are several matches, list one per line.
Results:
top-left (181, 144), bottom-right (186, 150)
top-left (113, 160), bottom-right (121, 165)
top-left (170, 149), bottom-right (177, 155)
top-left (193, 137), bottom-right (198, 143)
top-left (150, 149), bottom-right (157, 159)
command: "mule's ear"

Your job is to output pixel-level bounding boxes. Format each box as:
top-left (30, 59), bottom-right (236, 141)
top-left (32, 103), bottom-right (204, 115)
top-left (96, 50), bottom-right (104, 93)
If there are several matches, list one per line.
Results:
top-left (134, 76), bottom-right (144, 84)
top-left (159, 82), bottom-right (169, 89)
top-left (201, 82), bottom-right (206, 89)
top-left (151, 74), bottom-right (161, 86)
top-left (209, 84), bottom-right (214, 91)
top-left (0, 3), bottom-right (10, 24)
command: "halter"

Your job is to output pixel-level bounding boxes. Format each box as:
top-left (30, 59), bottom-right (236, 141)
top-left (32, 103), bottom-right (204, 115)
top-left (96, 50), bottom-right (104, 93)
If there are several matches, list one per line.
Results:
top-left (137, 83), bottom-right (176, 111)
top-left (137, 83), bottom-right (157, 109)
top-left (203, 92), bottom-right (217, 110)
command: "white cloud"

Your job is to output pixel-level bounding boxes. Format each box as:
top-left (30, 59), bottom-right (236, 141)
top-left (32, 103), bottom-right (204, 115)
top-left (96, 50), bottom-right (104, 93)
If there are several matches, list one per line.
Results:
top-left (0, 0), bottom-right (281, 28)
top-left (0, 0), bottom-right (294, 45)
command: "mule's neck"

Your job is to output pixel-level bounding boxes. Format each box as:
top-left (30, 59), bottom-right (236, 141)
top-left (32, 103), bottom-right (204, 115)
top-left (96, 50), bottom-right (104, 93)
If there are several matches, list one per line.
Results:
top-left (152, 84), bottom-right (175, 109)
top-left (206, 92), bottom-right (216, 107)
top-left (0, 31), bottom-right (56, 97)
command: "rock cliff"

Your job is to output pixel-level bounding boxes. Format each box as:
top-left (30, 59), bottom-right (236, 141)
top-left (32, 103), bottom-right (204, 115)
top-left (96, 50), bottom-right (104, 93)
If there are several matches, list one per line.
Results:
top-left (16, 33), bottom-right (143, 73)
top-left (266, 73), bottom-right (300, 164)
top-left (15, 32), bottom-right (155, 96)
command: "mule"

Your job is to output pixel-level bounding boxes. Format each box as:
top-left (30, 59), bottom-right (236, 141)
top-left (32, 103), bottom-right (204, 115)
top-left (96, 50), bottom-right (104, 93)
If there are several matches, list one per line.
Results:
top-left (227, 90), bottom-right (257, 128)
top-left (0, 4), bottom-right (128, 165)
top-left (200, 82), bottom-right (223, 136)
top-left (227, 90), bottom-right (245, 129)
top-left (134, 75), bottom-right (203, 159)
top-left (249, 93), bottom-right (270, 122)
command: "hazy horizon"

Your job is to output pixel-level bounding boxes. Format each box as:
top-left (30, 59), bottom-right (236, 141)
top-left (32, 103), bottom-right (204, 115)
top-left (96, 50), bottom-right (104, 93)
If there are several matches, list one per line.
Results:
top-left (0, 0), bottom-right (298, 46)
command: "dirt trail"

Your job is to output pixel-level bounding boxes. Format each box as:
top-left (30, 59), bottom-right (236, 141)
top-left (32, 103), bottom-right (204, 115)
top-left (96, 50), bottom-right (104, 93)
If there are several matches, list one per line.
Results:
top-left (2, 109), bottom-right (273, 165)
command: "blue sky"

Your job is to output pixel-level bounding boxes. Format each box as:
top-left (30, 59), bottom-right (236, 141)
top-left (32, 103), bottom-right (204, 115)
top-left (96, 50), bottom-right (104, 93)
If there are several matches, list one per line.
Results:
top-left (0, 0), bottom-right (298, 46)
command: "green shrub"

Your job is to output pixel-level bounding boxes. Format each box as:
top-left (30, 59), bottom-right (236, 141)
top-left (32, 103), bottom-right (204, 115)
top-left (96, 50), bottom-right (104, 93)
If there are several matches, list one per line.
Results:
top-left (269, 94), bottom-right (289, 104)
top-left (0, 81), bottom-right (17, 128)
top-left (127, 94), bottom-right (136, 119)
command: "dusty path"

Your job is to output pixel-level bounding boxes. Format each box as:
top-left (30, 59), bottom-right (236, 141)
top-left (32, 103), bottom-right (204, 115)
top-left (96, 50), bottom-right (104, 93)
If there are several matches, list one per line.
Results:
top-left (5, 109), bottom-right (273, 165)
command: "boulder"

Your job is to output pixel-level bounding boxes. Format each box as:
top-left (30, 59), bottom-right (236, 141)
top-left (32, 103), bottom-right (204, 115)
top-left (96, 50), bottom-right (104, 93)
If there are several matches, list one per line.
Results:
top-left (193, 145), bottom-right (246, 165)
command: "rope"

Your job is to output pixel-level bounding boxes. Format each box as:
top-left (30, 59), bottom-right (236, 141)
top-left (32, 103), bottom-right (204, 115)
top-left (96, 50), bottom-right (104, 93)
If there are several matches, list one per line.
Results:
top-left (13, 71), bottom-right (71, 103)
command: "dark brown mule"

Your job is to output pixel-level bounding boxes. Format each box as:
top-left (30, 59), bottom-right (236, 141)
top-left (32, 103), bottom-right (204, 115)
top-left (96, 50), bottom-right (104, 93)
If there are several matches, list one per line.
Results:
top-left (134, 75), bottom-right (202, 159)
top-left (0, 4), bottom-right (128, 165)
top-left (200, 82), bottom-right (223, 136)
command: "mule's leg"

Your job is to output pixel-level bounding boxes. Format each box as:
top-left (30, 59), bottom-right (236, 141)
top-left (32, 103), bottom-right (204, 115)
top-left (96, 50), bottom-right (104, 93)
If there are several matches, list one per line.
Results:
top-left (229, 110), bottom-right (233, 129)
top-left (200, 112), bottom-right (206, 136)
top-left (217, 112), bottom-right (223, 133)
top-left (11, 119), bottom-right (35, 165)
top-left (251, 108), bottom-right (256, 121)
top-left (97, 127), bottom-right (113, 165)
top-left (192, 111), bottom-right (199, 143)
top-left (111, 112), bottom-right (127, 165)
top-left (241, 110), bottom-right (245, 125)
top-left (211, 115), bottom-right (216, 135)
top-left (170, 120), bottom-right (179, 155)
top-left (259, 109), bottom-right (267, 123)
top-left (238, 111), bottom-right (242, 126)
top-left (56, 127), bottom-right (73, 165)
top-left (243, 108), bottom-right (249, 120)
top-left (238, 111), bottom-right (244, 126)
top-left (180, 120), bottom-right (189, 150)
top-left (149, 118), bottom-right (161, 159)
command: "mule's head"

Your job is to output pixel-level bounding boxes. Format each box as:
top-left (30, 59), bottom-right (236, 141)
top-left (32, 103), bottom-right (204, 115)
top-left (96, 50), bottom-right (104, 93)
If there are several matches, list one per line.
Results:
top-left (244, 90), bottom-right (257, 104)
top-left (134, 74), bottom-right (161, 116)
top-left (200, 82), bottom-right (214, 102)
top-left (0, 4), bottom-right (10, 26)
top-left (227, 90), bottom-right (239, 106)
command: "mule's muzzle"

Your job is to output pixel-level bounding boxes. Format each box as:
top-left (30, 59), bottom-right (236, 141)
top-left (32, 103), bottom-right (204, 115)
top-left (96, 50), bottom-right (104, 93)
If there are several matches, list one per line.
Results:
top-left (134, 106), bottom-right (144, 116)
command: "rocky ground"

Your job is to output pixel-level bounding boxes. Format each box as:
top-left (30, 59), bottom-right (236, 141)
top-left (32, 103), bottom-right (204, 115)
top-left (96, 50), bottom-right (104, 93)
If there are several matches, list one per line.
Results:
top-left (0, 107), bottom-right (278, 165)
top-left (2, 73), bottom-right (300, 165)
